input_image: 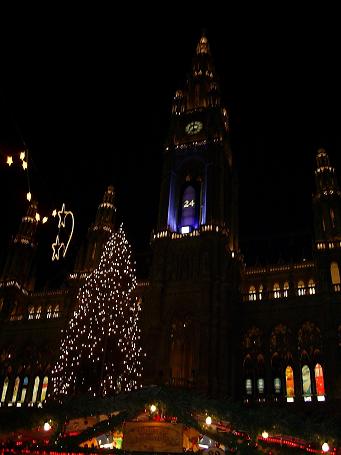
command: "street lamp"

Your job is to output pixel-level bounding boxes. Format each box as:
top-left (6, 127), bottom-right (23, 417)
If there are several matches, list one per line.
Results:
top-left (322, 442), bottom-right (330, 453)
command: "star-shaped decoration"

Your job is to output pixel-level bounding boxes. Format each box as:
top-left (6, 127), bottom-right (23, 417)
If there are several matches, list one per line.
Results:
top-left (52, 235), bottom-right (65, 261)
top-left (58, 203), bottom-right (67, 228)
top-left (6, 156), bottom-right (13, 166)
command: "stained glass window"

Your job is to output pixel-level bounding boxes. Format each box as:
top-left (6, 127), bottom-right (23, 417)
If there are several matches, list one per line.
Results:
top-left (274, 377), bottom-right (281, 394)
top-left (302, 365), bottom-right (312, 401)
top-left (314, 363), bottom-right (325, 400)
top-left (285, 366), bottom-right (294, 401)
top-left (20, 377), bottom-right (29, 403)
top-left (257, 378), bottom-right (264, 393)
top-left (40, 376), bottom-right (48, 401)
top-left (245, 378), bottom-right (252, 395)
top-left (12, 377), bottom-right (20, 402)
top-left (31, 376), bottom-right (40, 403)
top-left (1, 377), bottom-right (9, 402)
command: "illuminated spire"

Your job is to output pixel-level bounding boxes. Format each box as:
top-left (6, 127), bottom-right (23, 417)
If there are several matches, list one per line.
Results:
top-left (314, 148), bottom-right (340, 197)
top-left (72, 186), bottom-right (117, 276)
top-left (313, 148), bottom-right (341, 242)
top-left (0, 201), bottom-right (39, 290)
top-left (172, 30), bottom-right (221, 113)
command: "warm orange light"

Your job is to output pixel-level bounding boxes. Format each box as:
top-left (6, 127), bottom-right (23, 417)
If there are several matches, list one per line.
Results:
top-left (6, 156), bottom-right (13, 166)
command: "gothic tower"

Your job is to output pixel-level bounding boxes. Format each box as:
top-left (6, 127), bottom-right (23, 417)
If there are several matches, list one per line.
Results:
top-left (313, 149), bottom-right (341, 294)
top-left (0, 200), bottom-right (39, 291)
top-left (143, 33), bottom-right (241, 397)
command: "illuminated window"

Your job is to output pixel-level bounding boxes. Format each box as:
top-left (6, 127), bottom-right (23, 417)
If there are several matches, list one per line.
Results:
top-left (179, 184), bottom-right (199, 232)
top-left (322, 218), bottom-right (326, 232)
top-left (330, 262), bottom-right (340, 284)
top-left (330, 208), bottom-right (335, 228)
top-left (302, 365), bottom-right (312, 401)
top-left (257, 378), bottom-right (264, 394)
top-left (273, 283), bottom-right (281, 299)
top-left (258, 284), bottom-right (263, 300)
top-left (46, 305), bottom-right (52, 319)
top-left (28, 306), bottom-right (35, 320)
top-left (35, 306), bottom-right (42, 319)
top-left (53, 304), bottom-right (60, 318)
top-left (11, 377), bottom-right (20, 402)
top-left (245, 378), bottom-right (252, 395)
top-left (314, 364), bottom-right (325, 401)
top-left (297, 280), bottom-right (306, 296)
top-left (249, 286), bottom-right (256, 301)
top-left (285, 366), bottom-right (294, 402)
top-left (283, 281), bottom-right (289, 297)
top-left (20, 377), bottom-right (29, 403)
top-left (1, 377), bottom-right (9, 402)
top-left (40, 376), bottom-right (48, 402)
top-left (0, 297), bottom-right (3, 312)
top-left (31, 376), bottom-right (40, 403)
top-left (274, 377), bottom-right (281, 394)
top-left (308, 279), bottom-right (316, 295)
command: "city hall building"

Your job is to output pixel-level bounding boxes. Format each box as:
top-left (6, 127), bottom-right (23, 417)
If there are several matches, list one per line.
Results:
top-left (0, 33), bottom-right (341, 408)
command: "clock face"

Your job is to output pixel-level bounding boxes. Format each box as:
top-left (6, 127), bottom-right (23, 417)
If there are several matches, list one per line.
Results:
top-left (185, 121), bottom-right (203, 135)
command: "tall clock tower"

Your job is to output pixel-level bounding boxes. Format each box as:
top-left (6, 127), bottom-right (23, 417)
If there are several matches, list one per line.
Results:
top-left (143, 33), bottom-right (241, 397)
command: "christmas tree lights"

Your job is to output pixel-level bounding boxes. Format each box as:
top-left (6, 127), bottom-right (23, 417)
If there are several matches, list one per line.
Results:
top-left (51, 225), bottom-right (143, 400)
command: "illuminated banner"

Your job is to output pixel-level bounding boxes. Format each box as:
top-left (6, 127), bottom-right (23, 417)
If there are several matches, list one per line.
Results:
top-left (123, 422), bottom-right (183, 453)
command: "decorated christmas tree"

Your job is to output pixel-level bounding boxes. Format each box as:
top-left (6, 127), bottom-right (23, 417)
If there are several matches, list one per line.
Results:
top-left (51, 225), bottom-right (143, 400)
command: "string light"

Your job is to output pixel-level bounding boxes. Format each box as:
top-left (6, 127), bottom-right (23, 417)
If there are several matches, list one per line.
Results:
top-left (51, 225), bottom-right (144, 400)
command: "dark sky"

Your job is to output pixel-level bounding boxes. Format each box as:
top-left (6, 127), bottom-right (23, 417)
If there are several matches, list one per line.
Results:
top-left (1, 6), bottom-right (341, 283)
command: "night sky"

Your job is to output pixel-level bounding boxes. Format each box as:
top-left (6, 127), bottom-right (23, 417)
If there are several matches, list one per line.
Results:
top-left (1, 7), bottom-right (341, 284)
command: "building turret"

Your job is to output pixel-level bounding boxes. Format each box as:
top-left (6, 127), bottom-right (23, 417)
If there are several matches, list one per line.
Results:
top-left (72, 185), bottom-right (116, 277)
top-left (313, 148), bottom-right (341, 243)
top-left (0, 201), bottom-right (39, 290)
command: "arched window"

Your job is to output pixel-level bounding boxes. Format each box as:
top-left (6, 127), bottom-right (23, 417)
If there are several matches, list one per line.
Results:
top-left (273, 283), bottom-right (281, 299)
top-left (28, 306), bottom-right (35, 320)
top-left (11, 377), bottom-right (20, 402)
top-left (258, 284), bottom-right (263, 301)
top-left (249, 286), bottom-right (256, 301)
top-left (245, 378), bottom-right (252, 395)
top-left (314, 363), bottom-right (325, 401)
top-left (53, 305), bottom-right (60, 318)
top-left (302, 365), bottom-right (312, 401)
top-left (40, 376), bottom-right (48, 402)
top-left (274, 377), bottom-right (281, 394)
top-left (179, 184), bottom-right (199, 233)
top-left (285, 366), bottom-right (295, 402)
top-left (257, 354), bottom-right (265, 395)
top-left (46, 305), bottom-right (52, 319)
top-left (283, 281), bottom-right (289, 298)
top-left (10, 301), bottom-right (22, 321)
top-left (298, 280), bottom-right (306, 296)
top-left (330, 262), bottom-right (341, 291)
top-left (35, 306), bottom-right (42, 320)
top-left (20, 376), bottom-right (29, 403)
top-left (1, 377), bottom-right (9, 402)
top-left (31, 376), bottom-right (40, 403)
top-left (308, 279), bottom-right (316, 295)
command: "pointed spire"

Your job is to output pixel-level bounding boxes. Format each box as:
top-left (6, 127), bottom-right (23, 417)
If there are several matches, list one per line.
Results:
top-left (171, 30), bottom-right (221, 114)
top-left (14, 200), bottom-right (39, 246)
top-left (196, 31), bottom-right (211, 55)
top-left (94, 185), bottom-right (116, 229)
top-left (314, 148), bottom-right (340, 197)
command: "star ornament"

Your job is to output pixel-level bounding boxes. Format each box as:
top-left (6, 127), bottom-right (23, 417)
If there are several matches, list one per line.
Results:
top-left (52, 235), bottom-right (66, 261)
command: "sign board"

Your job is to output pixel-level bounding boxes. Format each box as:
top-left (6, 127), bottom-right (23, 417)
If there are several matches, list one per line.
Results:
top-left (123, 421), bottom-right (183, 453)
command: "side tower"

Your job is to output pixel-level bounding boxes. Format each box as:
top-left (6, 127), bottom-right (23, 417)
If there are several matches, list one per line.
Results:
top-left (143, 33), bottom-right (240, 397)
top-left (313, 149), bottom-right (341, 292)
top-left (0, 200), bottom-right (39, 291)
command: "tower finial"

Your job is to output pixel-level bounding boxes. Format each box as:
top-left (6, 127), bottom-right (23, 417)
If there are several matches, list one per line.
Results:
top-left (196, 30), bottom-right (210, 55)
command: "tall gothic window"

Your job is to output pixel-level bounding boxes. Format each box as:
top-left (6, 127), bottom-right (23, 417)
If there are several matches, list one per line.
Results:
top-left (1, 377), bottom-right (9, 403)
top-left (285, 366), bottom-right (295, 402)
top-left (20, 377), bottom-right (29, 403)
top-left (308, 279), bottom-right (316, 295)
top-left (179, 184), bottom-right (199, 233)
top-left (273, 283), bottom-right (281, 299)
top-left (302, 365), bottom-right (312, 401)
top-left (169, 320), bottom-right (194, 387)
top-left (249, 286), bottom-right (256, 301)
top-left (298, 280), bottom-right (306, 296)
top-left (40, 376), bottom-right (49, 401)
top-left (31, 376), bottom-right (40, 403)
top-left (11, 377), bottom-right (20, 402)
top-left (314, 364), bottom-right (325, 401)
top-left (283, 281), bottom-right (289, 297)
